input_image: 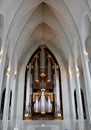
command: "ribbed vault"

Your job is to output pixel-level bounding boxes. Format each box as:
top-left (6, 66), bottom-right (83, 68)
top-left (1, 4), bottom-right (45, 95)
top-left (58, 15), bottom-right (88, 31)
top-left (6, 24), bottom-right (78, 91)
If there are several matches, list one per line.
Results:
top-left (7, 1), bottom-right (77, 67)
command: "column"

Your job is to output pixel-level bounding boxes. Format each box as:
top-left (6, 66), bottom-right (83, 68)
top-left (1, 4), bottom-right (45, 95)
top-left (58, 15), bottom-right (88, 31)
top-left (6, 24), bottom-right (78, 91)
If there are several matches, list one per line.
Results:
top-left (10, 69), bottom-right (17, 130)
top-left (80, 47), bottom-right (91, 123)
top-left (0, 50), bottom-right (6, 111)
top-left (74, 62), bottom-right (83, 130)
top-left (3, 63), bottom-right (12, 130)
top-left (69, 67), bottom-right (76, 119)
top-left (0, 50), bottom-right (3, 109)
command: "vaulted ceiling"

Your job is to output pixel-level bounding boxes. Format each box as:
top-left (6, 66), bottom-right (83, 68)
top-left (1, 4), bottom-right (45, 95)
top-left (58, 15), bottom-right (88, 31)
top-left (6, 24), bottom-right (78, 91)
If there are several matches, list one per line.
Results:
top-left (0, 0), bottom-right (91, 68)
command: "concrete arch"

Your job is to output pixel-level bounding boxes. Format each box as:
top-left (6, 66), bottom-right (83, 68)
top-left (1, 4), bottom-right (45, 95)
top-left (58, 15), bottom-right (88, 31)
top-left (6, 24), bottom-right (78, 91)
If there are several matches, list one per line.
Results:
top-left (0, 38), bottom-right (1, 51)
top-left (85, 36), bottom-right (91, 60)
top-left (0, 13), bottom-right (4, 44)
top-left (16, 22), bottom-right (69, 65)
top-left (6, 2), bottom-right (77, 64)
top-left (85, 36), bottom-right (91, 76)
top-left (82, 15), bottom-right (91, 43)
top-left (10, 4), bottom-right (72, 68)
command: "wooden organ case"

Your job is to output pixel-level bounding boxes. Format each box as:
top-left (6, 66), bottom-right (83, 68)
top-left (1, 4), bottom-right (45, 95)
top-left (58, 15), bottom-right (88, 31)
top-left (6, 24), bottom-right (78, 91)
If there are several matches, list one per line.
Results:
top-left (23, 45), bottom-right (63, 120)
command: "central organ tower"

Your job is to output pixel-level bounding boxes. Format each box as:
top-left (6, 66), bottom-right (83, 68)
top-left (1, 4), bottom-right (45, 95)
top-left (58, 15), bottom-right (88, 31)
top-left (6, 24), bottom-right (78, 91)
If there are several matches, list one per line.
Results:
top-left (23, 45), bottom-right (63, 120)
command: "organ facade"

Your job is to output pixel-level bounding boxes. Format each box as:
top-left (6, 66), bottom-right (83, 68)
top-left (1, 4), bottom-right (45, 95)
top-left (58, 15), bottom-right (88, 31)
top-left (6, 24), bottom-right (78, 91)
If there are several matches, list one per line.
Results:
top-left (23, 45), bottom-right (63, 120)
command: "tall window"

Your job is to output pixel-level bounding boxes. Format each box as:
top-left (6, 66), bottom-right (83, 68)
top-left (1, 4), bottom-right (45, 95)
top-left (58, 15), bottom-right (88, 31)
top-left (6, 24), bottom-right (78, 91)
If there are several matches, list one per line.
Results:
top-left (8, 91), bottom-right (12, 120)
top-left (81, 89), bottom-right (86, 119)
top-left (0, 89), bottom-right (6, 119)
top-left (74, 90), bottom-right (78, 119)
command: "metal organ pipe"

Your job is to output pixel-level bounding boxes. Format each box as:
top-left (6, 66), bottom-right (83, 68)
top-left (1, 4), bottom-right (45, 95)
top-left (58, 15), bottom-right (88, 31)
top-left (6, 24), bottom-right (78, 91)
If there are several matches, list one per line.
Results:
top-left (40, 46), bottom-right (46, 78)
top-left (34, 56), bottom-right (39, 82)
top-left (34, 95), bottom-right (39, 113)
top-left (25, 67), bottom-right (32, 115)
top-left (47, 58), bottom-right (52, 82)
top-left (54, 63), bottom-right (61, 116)
top-left (47, 95), bottom-right (52, 112)
top-left (24, 45), bottom-right (63, 120)
top-left (41, 89), bottom-right (45, 114)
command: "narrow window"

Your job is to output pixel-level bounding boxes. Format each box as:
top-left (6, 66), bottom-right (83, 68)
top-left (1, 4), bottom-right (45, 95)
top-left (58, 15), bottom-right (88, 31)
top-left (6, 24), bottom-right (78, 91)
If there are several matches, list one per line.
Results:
top-left (74, 89), bottom-right (78, 119)
top-left (81, 89), bottom-right (86, 119)
top-left (0, 88), bottom-right (6, 119)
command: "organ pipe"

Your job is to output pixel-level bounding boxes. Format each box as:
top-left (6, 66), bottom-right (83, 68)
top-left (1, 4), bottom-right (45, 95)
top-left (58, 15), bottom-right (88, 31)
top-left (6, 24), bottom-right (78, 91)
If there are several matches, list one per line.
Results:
top-left (45, 98), bottom-right (48, 112)
top-left (47, 58), bottom-right (52, 82)
top-left (54, 63), bottom-right (61, 116)
top-left (41, 89), bottom-right (45, 114)
top-left (25, 69), bottom-right (31, 114)
top-left (47, 95), bottom-right (52, 112)
top-left (34, 55), bottom-right (39, 82)
top-left (34, 95), bottom-right (39, 113)
top-left (40, 46), bottom-right (46, 78)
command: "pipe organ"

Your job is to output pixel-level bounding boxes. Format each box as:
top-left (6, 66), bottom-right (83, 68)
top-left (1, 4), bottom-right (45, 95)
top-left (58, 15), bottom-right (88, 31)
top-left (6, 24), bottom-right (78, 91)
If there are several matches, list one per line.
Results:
top-left (24, 45), bottom-right (63, 120)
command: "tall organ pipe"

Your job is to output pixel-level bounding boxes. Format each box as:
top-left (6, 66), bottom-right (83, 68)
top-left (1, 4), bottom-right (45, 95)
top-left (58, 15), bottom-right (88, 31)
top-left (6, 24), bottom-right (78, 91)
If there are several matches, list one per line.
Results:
top-left (47, 58), bottom-right (52, 82)
top-left (40, 46), bottom-right (46, 78)
top-left (34, 56), bottom-right (39, 82)
top-left (25, 65), bottom-right (32, 115)
top-left (54, 63), bottom-right (61, 116)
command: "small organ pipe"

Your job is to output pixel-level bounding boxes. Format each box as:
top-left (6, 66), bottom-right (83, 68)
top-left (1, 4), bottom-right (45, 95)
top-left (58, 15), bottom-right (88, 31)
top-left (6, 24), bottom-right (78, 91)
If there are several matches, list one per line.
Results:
top-left (47, 95), bottom-right (52, 112)
top-left (41, 89), bottom-right (45, 114)
top-left (34, 95), bottom-right (39, 113)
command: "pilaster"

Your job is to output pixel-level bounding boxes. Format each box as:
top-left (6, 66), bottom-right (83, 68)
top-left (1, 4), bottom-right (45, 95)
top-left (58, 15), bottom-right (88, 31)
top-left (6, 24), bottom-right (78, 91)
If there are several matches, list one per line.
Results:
top-left (3, 63), bottom-right (12, 130)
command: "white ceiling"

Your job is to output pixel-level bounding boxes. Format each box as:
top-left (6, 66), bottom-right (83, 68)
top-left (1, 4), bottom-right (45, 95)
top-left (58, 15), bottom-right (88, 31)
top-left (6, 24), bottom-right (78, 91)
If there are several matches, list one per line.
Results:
top-left (0, 0), bottom-right (91, 68)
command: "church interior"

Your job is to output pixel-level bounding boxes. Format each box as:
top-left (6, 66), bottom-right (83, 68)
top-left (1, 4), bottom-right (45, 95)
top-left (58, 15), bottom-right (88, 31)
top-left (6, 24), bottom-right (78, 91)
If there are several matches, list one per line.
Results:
top-left (0, 0), bottom-right (91, 130)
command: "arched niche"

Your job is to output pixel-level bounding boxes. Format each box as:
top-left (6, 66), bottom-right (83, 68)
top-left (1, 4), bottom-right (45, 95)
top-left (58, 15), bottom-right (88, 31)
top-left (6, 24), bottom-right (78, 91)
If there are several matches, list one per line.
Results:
top-left (23, 45), bottom-right (63, 120)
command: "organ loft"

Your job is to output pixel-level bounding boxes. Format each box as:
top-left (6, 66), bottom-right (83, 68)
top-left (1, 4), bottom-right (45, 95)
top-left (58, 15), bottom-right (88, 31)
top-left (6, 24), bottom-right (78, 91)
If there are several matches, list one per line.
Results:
top-left (23, 45), bottom-right (63, 120)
